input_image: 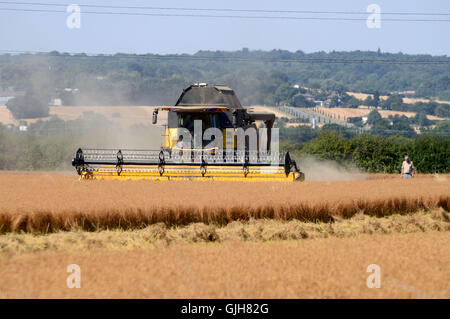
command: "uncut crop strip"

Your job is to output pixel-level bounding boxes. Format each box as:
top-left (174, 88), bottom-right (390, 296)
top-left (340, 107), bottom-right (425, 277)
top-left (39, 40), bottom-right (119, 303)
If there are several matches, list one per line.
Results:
top-left (0, 196), bottom-right (448, 233)
top-left (0, 174), bottom-right (448, 234)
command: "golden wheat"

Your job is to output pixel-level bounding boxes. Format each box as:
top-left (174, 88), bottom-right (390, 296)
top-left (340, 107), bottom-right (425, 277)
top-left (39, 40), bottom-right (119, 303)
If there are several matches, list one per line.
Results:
top-left (1, 209), bottom-right (448, 255)
top-left (0, 173), bottom-right (448, 233)
top-left (316, 107), bottom-right (444, 121)
top-left (0, 232), bottom-right (448, 298)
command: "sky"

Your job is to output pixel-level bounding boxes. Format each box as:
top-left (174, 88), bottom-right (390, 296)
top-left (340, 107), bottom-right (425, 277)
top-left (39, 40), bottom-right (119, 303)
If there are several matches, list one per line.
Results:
top-left (0, 0), bottom-right (449, 56)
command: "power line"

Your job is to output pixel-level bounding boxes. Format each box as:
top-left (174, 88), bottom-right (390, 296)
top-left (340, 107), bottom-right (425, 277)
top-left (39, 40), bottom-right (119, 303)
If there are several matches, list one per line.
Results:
top-left (1, 50), bottom-right (450, 65)
top-left (0, 1), bottom-right (449, 16)
top-left (19, 125), bottom-right (450, 136)
top-left (0, 6), bottom-right (449, 22)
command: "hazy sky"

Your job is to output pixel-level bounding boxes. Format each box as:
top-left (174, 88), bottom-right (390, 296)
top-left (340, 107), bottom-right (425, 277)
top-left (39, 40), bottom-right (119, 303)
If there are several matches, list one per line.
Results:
top-left (0, 0), bottom-right (449, 56)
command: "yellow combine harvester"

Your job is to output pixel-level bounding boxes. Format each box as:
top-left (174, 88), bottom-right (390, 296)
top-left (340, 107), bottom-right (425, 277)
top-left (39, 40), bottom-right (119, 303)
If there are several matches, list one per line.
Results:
top-left (72, 84), bottom-right (305, 182)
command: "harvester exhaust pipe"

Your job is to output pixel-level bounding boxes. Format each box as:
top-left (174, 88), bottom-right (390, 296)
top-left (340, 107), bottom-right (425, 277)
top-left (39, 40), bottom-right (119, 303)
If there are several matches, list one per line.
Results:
top-left (152, 109), bottom-right (158, 124)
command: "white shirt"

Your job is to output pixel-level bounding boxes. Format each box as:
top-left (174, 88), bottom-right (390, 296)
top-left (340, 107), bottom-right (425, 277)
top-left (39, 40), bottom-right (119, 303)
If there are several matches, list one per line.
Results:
top-left (402, 160), bottom-right (414, 174)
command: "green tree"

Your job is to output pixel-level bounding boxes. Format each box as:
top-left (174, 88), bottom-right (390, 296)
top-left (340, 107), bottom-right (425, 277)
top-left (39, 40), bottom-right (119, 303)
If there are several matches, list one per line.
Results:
top-left (373, 91), bottom-right (380, 107)
top-left (342, 96), bottom-right (361, 108)
top-left (292, 94), bottom-right (315, 108)
top-left (367, 109), bottom-right (382, 126)
top-left (350, 134), bottom-right (403, 173)
top-left (434, 104), bottom-right (450, 118)
top-left (273, 83), bottom-right (298, 104)
top-left (279, 126), bottom-right (318, 143)
top-left (364, 96), bottom-right (375, 106)
top-left (6, 93), bottom-right (49, 119)
top-left (409, 135), bottom-right (450, 173)
top-left (387, 115), bottom-right (415, 137)
top-left (301, 131), bottom-right (351, 163)
top-left (413, 112), bottom-right (432, 127)
top-left (329, 96), bottom-right (340, 107)
top-left (432, 120), bottom-right (450, 133)
top-left (381, 95), bottom-right (404, 110)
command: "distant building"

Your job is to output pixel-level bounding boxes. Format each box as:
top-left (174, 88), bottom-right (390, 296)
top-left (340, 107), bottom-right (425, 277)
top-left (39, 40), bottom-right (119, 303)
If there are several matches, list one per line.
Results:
top-left (390, 90), bottom-right (416, 96)
top-left (314, 101), bottom-right (324, 107)
top-left (64, 88), bottom-right (79, 92)
top-left (0, 96), bottom-right (14, 106)
top-left (50, 98), bottom-right (62, 106)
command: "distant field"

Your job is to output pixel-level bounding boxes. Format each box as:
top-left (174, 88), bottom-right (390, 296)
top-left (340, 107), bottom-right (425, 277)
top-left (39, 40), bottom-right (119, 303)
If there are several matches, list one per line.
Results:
top-left (1, 105), bottom-right (288, 127)
top-left (2, 105), bottom-right (284, 127)
top-left (247, 105), bottom-right (294, 119)
top-left (346, 92), bottom-right (450, 106)
top-left (0, 104), bottom-right (305, 127)
top-left (315, 107), bottom-right (445, 121)
top-left (0, 105), bottom-right (167, 127)
top-left (0, 106), bottom-right (14, 125)
top-left (1, 100), bottom-right (447, 128)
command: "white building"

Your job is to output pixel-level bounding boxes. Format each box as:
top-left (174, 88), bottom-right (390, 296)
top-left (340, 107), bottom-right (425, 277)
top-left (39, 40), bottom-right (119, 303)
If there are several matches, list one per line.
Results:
top-left (314, 100), bottom-right (324, 107)
top-left (0, 96), bottom-right (14, 106)
top-left (50, 98), bottom-right (62, 106)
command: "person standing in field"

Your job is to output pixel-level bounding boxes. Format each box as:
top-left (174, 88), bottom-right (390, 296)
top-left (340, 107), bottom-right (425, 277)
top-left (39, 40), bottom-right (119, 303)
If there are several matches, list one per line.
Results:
top-left (401, 156), bottom-right (415, 178)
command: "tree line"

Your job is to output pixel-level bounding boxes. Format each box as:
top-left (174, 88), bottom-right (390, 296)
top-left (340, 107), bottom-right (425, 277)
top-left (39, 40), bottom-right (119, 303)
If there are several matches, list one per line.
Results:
top-left (1, 49), bottom-right (449, 114)
top-left (1, 117), bottom-right (448, 173)
top-left (282, 130), bottom-right (449, 174)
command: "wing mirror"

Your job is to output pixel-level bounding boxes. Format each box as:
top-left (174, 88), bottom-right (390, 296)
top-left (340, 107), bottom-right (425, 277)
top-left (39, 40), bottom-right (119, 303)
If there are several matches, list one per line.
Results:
top-left (152, 109), bottom-right (158, 124)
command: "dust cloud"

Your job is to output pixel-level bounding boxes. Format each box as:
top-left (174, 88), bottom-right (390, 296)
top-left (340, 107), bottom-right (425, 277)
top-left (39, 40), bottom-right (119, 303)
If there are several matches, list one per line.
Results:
top-left (297, 156), bottom-right (368, 181)
top-left (26, 55), bottom-right (167, 150)
top-left (78, 111), bottom-right (166, 150)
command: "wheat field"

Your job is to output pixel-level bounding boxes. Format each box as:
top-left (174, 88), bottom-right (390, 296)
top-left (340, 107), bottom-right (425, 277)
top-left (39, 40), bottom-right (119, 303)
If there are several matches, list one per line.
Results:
top-left (346, 92), bottom-right (450, 106)
top-left (0, 209), bottom-right (447, 254)
top-left (315, 107), bottom-right (444, 121)
top-left (0, 106), bottom-right (168, 127)
top-left (0, 173), bottom-right (448, 233)
top-left (0, 232), bottom-right (448, 298)
top-left (0, 172), bottom-right (449, 299)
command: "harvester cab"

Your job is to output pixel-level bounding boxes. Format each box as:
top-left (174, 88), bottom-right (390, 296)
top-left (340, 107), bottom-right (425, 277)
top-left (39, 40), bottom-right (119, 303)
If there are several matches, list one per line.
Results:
top-left (72, 83), bottom-right (305, 182)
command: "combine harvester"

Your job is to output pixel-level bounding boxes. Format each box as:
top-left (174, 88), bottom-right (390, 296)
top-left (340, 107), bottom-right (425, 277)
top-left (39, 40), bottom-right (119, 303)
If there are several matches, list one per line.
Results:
top-left (72, 84), bottom-right (305, 182)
